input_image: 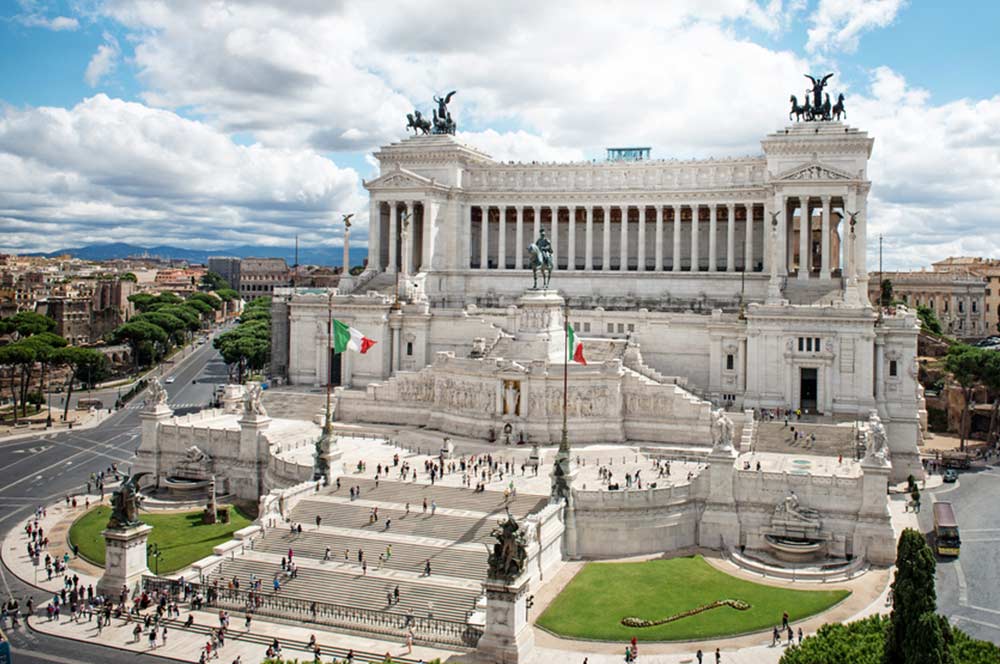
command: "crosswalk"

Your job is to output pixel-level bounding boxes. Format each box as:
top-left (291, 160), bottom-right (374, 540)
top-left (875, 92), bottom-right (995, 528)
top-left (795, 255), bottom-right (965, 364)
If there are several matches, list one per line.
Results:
top-left (124, 401), bottom-right (208, 411)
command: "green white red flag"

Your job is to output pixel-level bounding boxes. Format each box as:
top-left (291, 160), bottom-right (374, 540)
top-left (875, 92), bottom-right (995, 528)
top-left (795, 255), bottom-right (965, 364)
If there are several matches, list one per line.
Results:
top-left (333, 319), bottom-right (376, 354)
top-left (567, 322), bottom-right (587, 365)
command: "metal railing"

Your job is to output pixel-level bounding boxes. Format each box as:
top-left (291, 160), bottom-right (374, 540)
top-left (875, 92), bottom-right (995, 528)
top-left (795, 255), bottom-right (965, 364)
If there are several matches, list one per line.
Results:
top-left (142, 576), bottom-right (483, 649)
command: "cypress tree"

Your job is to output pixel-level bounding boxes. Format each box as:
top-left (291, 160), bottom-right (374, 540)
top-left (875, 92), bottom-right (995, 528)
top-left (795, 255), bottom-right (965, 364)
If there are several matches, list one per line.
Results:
top-left (884, 528), bottom-right (951, 664)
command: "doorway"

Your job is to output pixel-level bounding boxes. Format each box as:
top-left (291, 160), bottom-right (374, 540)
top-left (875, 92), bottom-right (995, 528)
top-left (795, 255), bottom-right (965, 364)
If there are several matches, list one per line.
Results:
top-left (799, 367), bottom-right (818, 413)
top-left (329, 349), bottom-right (342, 387)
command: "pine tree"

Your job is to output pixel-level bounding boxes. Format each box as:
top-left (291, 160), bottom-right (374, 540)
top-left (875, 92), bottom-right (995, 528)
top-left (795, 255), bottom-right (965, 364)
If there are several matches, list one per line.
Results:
top-left (884, 528), bottom-right (951, 664)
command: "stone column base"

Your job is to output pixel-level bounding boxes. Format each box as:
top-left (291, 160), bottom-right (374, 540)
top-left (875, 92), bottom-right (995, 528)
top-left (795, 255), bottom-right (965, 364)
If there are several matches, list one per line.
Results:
top-left (477, 575), bottom-right (536, 664)
top-left (97, 524), bottom-right (153, 598)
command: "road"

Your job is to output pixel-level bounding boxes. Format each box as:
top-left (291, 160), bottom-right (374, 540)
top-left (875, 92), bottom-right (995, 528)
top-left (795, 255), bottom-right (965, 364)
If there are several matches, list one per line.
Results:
top-left (0, 339), bottom-right (228, 664)
top-left (920, 464), bottom-right (1000, 644)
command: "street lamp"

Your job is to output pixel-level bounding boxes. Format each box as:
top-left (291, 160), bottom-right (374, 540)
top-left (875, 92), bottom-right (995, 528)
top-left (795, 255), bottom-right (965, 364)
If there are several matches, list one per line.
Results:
top-left (147, 543), bottom-right (162, 576)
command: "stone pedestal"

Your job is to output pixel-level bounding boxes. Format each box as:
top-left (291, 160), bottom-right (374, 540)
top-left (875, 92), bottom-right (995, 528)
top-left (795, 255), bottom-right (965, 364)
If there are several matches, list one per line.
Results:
top-left (135, 404), bottom-right (173, 489)
top-left (222, 384), bottom-right (245, 413)
top-left (515, 290), bottom-right (565, 362)
top-left (478, 574), bottom-right (535, 664)
top-left (699, 445), bottom-right (740, 551)
top-left (97, 524), bottom-right (153, 597)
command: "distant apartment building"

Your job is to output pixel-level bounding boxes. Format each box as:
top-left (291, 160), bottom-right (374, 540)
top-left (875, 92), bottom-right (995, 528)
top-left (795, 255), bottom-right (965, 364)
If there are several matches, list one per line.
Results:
top-left (933, 256), bottom-right (1000, 335)
top-left (239, 258), bottom-right (290, 299)
top-left (154, 267), bottom-right (205, 295)
top-left (207, 256), bottom-right (241, 290)
top-left (870, 270), bottom-right (988, 339)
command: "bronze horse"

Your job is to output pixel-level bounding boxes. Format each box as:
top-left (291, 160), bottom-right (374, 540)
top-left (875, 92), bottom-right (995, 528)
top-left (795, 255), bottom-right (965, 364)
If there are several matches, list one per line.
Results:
top-left (406, 111), bottom-right (431, 135)
top-left (832, 93), bottom-right (847, 120)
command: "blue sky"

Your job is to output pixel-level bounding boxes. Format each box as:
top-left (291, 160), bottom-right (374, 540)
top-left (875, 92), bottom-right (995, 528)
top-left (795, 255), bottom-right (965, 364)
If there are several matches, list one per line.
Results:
top-left (0, 0), bottom-right (999, 269)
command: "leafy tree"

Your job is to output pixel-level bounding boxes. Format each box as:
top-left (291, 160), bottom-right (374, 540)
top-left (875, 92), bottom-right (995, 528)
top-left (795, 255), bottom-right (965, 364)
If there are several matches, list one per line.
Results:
top-left (154, 305), bottom-right (201, 333)
top-left (183, 298), bottom-right (214, 317)
top-left (884, 528), bottom-right (949, 664)
top-left (19, 332), bottom-right (67, 419)
top-left (215, 288), bottom-right (239, 302)
top-left (916, 305), bottom-right (943, 335)
top-left (944, 344), bottom-right (985, 451)
top-left (0, 342), bottom-right (35, 423)
top-left (120, 272), bottom-right (138, 282)
top-left (111, 321), bottom-right (169, 369)
top-left (213, 297), bottom-right (271, 382)
top-left (0, 310), bottom-right (56, 337)
top-left (53, 347), bottom-right (107, 421)
top-left (190, 292), bottom-right (222, 310)
top-left (880, 279), bottom-right (894, 307)
top-left (132, 311), bottom-right (187, 346)
top-left (200, 271), bottom-right (231, 291)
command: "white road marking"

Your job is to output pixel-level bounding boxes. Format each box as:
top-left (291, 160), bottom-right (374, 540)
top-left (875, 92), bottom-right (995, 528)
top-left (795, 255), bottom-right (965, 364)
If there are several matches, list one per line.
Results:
top-left (954, 614), bottom-right (1000, 632)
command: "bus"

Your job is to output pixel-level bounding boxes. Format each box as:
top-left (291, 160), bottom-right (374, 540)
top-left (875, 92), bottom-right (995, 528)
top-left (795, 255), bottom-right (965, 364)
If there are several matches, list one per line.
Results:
top-left (933, 501), bottom-right (961, 557)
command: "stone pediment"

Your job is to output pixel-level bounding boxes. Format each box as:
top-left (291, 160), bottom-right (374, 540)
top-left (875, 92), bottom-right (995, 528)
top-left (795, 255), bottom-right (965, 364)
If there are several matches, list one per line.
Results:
top-left (775, 162), bottom-right (856, 182)
top-left (364, 167), bottom-right (445, 192)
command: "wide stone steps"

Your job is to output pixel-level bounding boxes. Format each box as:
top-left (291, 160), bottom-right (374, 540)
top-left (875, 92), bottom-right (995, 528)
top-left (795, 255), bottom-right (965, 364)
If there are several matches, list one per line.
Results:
top-left (290, 499), bottom-right (500, 544)
top-left (754, 421), bottom-right (858, 456)
top-left (256, 528), bottom-right (488, 581)
top-left (329, 476), bottom-right (547, 517)
top-left (209, 557), bottom-right (480, 623)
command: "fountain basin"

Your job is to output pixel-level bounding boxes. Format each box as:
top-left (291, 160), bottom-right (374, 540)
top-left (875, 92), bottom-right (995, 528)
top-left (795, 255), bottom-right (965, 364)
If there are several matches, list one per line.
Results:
top-left (764, 534), bottom-right (825, 562)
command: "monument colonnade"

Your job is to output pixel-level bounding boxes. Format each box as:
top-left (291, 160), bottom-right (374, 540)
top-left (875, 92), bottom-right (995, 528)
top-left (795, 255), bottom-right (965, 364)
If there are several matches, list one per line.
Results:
top-left (366, 190), bottom-right (862, 282)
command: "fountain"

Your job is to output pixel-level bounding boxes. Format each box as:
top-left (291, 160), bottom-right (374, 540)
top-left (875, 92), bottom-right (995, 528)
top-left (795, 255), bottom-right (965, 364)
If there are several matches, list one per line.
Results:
top-left (762, 492), bottom-right (828, 562)
top-left (162, 446), bottom-right (215, 496)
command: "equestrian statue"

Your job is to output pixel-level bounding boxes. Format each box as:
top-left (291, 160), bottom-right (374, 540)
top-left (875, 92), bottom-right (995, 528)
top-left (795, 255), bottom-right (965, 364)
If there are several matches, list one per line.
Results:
top-left (432, 91), bottom-right (457, 135)
top-left (405, 110), bottom-right (431, 135)
top-left (528, 229), bottom-right (554, 290)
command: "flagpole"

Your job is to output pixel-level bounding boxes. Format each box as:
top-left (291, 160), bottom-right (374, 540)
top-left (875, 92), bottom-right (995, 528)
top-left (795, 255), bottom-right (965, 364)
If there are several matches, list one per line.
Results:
top-left (563, 301), bottom-right (569, 439)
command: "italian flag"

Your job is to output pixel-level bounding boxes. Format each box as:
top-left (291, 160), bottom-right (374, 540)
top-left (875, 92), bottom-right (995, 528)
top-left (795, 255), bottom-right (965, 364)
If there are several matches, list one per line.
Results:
top-left (567, 322), bottom-right (587, 365)
top-left (333, 319), bottom-right (376, 354)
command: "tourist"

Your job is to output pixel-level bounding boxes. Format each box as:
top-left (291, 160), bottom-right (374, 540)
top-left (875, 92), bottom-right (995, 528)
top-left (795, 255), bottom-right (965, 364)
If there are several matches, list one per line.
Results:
top-left (715, 648), bottom-right (721, 663)
top-left (782, 611), bottom-right (789, 630)
top-left (315, 515), bottom-right (322, 529)
top-left (797, 627), bottom-right (803, 644)
top-left (362, 560), bottom-right (367, 576)
top-left (161, 625), bottom-right (168, 647)
top-left (148, 627), bottom-right (157, 649)
top-left (772, 626), bottom-right (780, 646)
top-left (431, 499), bottom-right (437, 515)
top-left (787, 626), bottom-right (794, 645)
top-left (424, 559), bottom-right (432, 576)
top-left (324, 546), bottom-right (331, 561)
top-left (394, 586), bottom-right (400, 604)
top-left (696, 649), bottom-right (703, 663)
top-left (422, 497), bottom-right (427, 513)
top-left (405, 629), bottom-right (413, 654)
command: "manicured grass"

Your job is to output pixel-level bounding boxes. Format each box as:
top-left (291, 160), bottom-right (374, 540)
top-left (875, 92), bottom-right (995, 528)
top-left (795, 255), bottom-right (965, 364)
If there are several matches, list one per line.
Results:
top-left (536, 556), bottom-right (849, 642)
top-left (69, 506), bottom-right (252, 574)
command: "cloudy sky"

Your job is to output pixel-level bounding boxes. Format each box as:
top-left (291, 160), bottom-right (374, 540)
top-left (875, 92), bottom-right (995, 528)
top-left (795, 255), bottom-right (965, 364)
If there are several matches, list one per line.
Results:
top-left (1, 0), bottom-right (998, 269)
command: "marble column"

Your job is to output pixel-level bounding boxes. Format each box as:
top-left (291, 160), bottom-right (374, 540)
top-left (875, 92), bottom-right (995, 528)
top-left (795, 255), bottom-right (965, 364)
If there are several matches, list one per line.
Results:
top-left (745, 203), bottom-right (755, 272)
top-left (567, 205), bottom-right (576, 270)
top-left (691, 205), bottom-right (700, 272)
top-left (341, 222), bottom-right (351, 279)
top-left (367, 200), bottom-right (380, 272)
top-left (406, 201), bottom-right (417, 274)
top-left (708, 204), bottom-right (718, 272)
top-left (619, 206), bottom-right (628, 271)
top-left (672, 204), bottom-right (682, 272)
top-left (400, 202), bottom-right (412, 276)
top-left (481, 205), bottom-right (490, 270)
top-left (820, 196), bottom-right (832, 280)
top-left (585, 206), bottom-right (594, 271)
top-left (602, 205), bottom-right (611, 271)
top-left (388, 202), bottom-right (398, 274)
top-left (726, 203), bottom-right (736, 272)
top-left (465, 203), bottom-right (474, 269)
top-left (533, 206), bottom-right (541, 246)
top-left (637, 205), bottom-right (646, 272)
top-left (497, 205), bottom-right (507, 271)
top-left (550, 206), bottom-right (559, 270)
top-left (654, 205), bottom-right (663, 271)
top-left (798, 198), bottom-right (810, 280)
top-left (515, 206), bottom-right (524, 270)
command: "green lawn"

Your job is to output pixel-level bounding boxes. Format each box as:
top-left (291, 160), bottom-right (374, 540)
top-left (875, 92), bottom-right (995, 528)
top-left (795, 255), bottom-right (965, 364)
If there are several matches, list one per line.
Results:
top-left (69, 506), bottom-right (252, 575)
top-left (536, 556), bottom-right (849, 642)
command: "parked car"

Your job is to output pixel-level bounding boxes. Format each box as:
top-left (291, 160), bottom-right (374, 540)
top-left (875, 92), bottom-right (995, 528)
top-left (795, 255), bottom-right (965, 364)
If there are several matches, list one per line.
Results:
top-left (164, 376), bottom-right (176, 384)
top-left (943, 469), bottom-right (958, 483)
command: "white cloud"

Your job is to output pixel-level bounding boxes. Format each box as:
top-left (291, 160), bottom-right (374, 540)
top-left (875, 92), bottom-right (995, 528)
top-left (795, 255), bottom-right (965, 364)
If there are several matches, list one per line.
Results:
top-left (851, 68), bottom-right (1000, 269)
top-left (96, 0), bottom-right (809, 157)
top-left (806, 0), bottom-right (905, 54)
top-left (0, 95), bottom-right (366, 253)
top-left (18, 14), bottom-right (80, 30)
top-left (84, 32), bottom-right (121, 87)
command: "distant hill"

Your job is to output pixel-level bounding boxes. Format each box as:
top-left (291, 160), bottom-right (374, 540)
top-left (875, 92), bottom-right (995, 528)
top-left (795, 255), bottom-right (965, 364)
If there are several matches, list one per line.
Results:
top-left (23, 243), bottom-right (370, 267)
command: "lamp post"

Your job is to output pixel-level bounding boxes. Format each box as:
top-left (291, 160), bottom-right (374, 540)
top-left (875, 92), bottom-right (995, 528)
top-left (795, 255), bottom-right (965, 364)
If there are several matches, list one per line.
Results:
top-left (147, 543), bottom-right (161, 576)
top-left (392, 212), bottom-right (412, 310)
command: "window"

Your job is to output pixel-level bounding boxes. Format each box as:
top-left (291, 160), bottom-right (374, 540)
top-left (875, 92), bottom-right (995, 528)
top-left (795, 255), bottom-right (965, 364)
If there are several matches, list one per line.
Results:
top-left (959, 301), bottom-right (964, 313)
top-left (815, 337), bottom-right (821, 351)
top-left (806, 338), bottom-right (813, 352)
top-left (406, 342), bottom-right (413, 356)
top-left (726, 354), bottom-right (735, 371)
top-left (617, 323), bottom-right (625, 333)
top-left (889, 360), bottom-right (898, 377)
top-left (798, 337), bottom-right (804, 351)
top-left (607, 323), bottom-right (614, 333)
top-left (584, 322), bottom-right (591, 332)
top-left (627, 324), bottom-right (635, 332)
top-left (972, 301), bottom-right (978, 313)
